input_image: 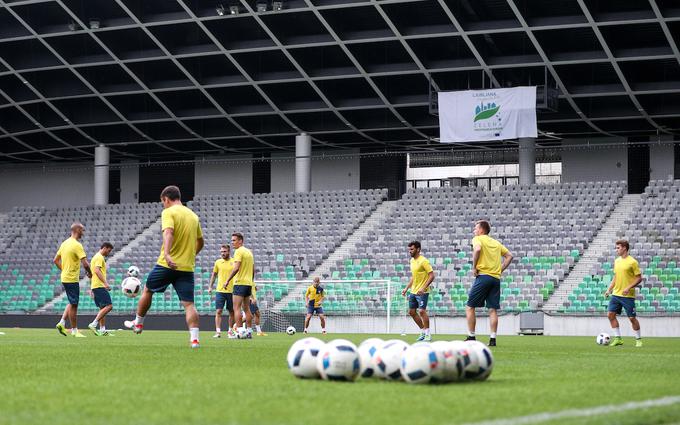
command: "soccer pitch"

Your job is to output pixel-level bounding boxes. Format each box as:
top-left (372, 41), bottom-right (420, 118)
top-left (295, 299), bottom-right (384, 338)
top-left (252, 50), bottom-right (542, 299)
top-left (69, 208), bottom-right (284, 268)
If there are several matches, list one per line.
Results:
top-left (1, 329), bottom-right (679, 425)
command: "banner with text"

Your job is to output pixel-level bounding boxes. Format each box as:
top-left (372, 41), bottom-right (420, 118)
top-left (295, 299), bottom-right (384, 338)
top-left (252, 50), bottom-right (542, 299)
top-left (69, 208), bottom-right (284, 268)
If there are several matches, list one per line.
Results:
top-left (438, 86), bottom-right (537, 143)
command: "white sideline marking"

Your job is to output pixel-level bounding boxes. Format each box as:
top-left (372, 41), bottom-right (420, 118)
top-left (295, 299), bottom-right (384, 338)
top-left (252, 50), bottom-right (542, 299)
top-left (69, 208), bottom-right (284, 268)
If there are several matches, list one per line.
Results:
top-left (464, 396), bottom-right (680, 425)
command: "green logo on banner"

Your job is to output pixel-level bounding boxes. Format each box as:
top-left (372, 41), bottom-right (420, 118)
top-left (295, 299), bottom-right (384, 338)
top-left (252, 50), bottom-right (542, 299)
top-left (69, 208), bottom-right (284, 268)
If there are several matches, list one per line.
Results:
top-left (474, 102), bottom-right (500, 122)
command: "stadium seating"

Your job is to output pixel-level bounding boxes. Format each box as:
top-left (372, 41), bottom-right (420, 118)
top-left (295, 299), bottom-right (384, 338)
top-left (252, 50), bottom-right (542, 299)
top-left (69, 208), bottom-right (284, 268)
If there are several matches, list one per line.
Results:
top-left (561, 179), bottom-right (680, 314)
top-left (294, 181), bottom-right (626, 315)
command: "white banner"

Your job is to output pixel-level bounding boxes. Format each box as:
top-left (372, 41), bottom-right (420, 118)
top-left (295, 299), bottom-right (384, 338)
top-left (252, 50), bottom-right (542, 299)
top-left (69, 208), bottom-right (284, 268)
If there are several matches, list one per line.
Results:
top-left (438, 86), bottom-right (537, 143)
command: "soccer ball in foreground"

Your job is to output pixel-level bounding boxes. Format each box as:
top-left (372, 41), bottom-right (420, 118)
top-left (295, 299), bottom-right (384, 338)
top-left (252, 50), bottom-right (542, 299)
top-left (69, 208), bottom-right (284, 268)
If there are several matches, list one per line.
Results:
top-left (121, 277), bottom-right (141, 298)
top-left (400, 343), bottom-right (438, 385)
top-left (463, 340), bottom-right (494, 381)
top-left (127, 265), bottom-right (140, 278)
top-left (286, 326), bottom-right (296, 335)
top-left (430, 341), bottom-right (464, 383)
top-left (596, 333), bottom-right (611, 345)
top-left (358, 338), bottom-right (384, 378)
top-left (374, 339), bottom-right (409, 381)
top-left (287, 337), bottom-right (325, 379)
top-left (316, 339), bottom-right (360, 382)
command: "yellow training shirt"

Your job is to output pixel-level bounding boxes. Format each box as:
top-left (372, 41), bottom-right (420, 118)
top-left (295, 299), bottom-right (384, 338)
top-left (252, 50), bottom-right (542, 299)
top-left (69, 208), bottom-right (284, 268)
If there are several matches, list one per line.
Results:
top-left (213, 258), bottom-right (235, 294)
top-left (233, 246), bottom-right (255, 287)
top-left (56, 237), bottom-right (86, 283)
top-left (613, 255), bottom-right (641, 298)
top-left (305, 285), bottom-right (324, 307)
top-left (410, 255), bottom-right (433, 294)
top-left (472, 235), bottom-right (509, 279)
top-left (157, 204), bottom-right (203, 272)
top-left (90, 252), bottom-right (107, 289)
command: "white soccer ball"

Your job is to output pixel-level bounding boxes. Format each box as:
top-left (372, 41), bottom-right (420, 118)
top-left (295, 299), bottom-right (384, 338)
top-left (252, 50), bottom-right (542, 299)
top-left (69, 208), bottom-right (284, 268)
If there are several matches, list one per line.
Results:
top-left (358, 338), bottom-right (383, 378)
top-left (127, 265), bottom-right (140, 278)
top-left (287, 337), bottom-right (325, 379)
top-left (596, 333), bottom-right (611, 345)
top-left (286, 326), bottom-right (296, 335)
top-left (449, 341), bottom-right (474, 379)
top-left (121, 277), bottom-right (141, 298)
top-left (400, 344), bottom-right (438, 385)
top-left (374, 339), bottom-right (409, 381)
top-left (463, 340), bottom-right (494, 381)
top-left (316, 339), bottom-right (360, 382)
top-left (430, 341), bottom-right (464, 383)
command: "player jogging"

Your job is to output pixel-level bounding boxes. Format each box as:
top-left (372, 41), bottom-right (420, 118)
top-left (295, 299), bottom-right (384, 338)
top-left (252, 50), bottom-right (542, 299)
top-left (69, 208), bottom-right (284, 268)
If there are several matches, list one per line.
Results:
top-left (466, 220), bottom-right (513, 347)
top-left (223, 232), bottom-right (255, 339)
top-left (87, 242), bottom-right (114, 336)
top-left (250, 286), bottom-right (266, 336)
top-left (605, 240), bottom-right (643, 347)
top-left (208, 244), bottom-right (236, 339)
top-left (54, 222), bottom-right (92, 338)
top-left (124, 186), bottom-right (204, 348)
top-left (402, 241), bottom-right (435, 341)
top-left (304, 277), bottom-right (326, 334)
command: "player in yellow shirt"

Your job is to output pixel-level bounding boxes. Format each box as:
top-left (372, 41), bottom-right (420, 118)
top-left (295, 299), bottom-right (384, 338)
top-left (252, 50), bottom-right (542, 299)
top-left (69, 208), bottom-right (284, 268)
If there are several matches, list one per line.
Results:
top-left (208, 244), bottom-right (236, 338)
top-left (224, 232), bottom-right (255, 338)
top-left (87, 242), bottom-right (114, 336)
top-left (124, 186), bottom-right (204, 348)
top-left (53, 222), bottom-right (92, 338)
top-left (304, 277), bottom-right (326, 334)
top-left (467, 220), bottom-right (513, 346)
top-left (604, 240), bottom-right (643, 347)
top-left (401, 241), bottom-right (435, 341)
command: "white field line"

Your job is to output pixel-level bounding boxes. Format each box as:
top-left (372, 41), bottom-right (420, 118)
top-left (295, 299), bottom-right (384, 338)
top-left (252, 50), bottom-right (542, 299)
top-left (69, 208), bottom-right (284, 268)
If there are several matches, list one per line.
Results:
top-left (463, 395), bottom-right (680, 425)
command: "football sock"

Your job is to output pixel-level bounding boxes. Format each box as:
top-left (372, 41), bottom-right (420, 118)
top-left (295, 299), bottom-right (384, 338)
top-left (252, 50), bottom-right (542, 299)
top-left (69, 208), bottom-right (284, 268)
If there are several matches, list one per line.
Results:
top-left (58, 319), bottom-right (66, 326)
top-left (89, 321), bottom-right (98, 328)
top-left (100, 326), bottom-right (106, 332)
top-left (255, 325), bottom-right (262, 333)
top-left (71, 328), bottom-right (78, 335)
top-left (424, 328), bottom-right (430, 335)
top-left (612, 327), bottom-right (621, 337)
top-left (468, 331), bottom-right (476, 337)
top-left (216, 328), bottom-right (221, 334)
top-left (135, 315), bottom-right (145, 326)
top-left (490, 332), bottom-right (497, 339)
top-left (190, 327), bottom-right (199, 342)
top-left (634, 330), bottom-right (641, 339)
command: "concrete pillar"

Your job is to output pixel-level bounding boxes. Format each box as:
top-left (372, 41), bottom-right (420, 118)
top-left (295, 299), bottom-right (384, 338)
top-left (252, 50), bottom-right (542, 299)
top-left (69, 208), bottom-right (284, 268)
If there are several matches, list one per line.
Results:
top-left (518, 137), bottom-right (536, 185)
top-left (94, 145), bottom-right (109, 205)
top-left (295, 133), bottom-right (311, 193)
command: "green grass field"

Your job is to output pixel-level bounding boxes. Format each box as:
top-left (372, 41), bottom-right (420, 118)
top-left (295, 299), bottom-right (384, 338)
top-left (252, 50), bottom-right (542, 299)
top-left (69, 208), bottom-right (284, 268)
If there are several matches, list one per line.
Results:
top-left (1, 329), bottom-right (679, 425)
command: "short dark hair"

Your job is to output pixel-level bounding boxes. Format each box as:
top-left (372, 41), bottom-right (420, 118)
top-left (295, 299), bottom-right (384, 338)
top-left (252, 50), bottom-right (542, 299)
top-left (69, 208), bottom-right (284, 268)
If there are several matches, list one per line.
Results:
top-left (160, 185), bottom-right (181, 201)
top-left (408, 241), bottom-right (421, 250)
top-left (616, 240), bottom-right (630, 251)
top-left (476, 220), bottom-right (491, 234)
top-left (100, 242), bottom-right (113, 250)
top-left (220, 244), bottom-right (230, 250)
top-left (232, 232), bottom-right (244, 242)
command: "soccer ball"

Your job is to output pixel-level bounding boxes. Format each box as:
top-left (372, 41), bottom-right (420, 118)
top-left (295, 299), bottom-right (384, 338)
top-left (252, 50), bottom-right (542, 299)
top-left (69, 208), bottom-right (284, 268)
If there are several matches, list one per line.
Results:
top-left (400, 344), bottom-right (438, 385)
top-left (596, 333), bottom-right (611, 345)
top-left (316, 339), bottom-right (360, 382)
top-left (286, 326), bottom-right (296, 335)
top-left (357, 338), bottom-right (383, 378)
top-left (463, 340), bottom-right (494, 381)
top-left (127, 265), bottom-right (140, 278)
top-left (449, 341), bottom-right (474, 379)
top-left (121, 277), bottom-right (141, 298)
top-left (287, 337), bottom-right (325, 379)
top-left (374, 339), bottom-right (409, 381)
top-left (430, 341), bottom-right (464, 383)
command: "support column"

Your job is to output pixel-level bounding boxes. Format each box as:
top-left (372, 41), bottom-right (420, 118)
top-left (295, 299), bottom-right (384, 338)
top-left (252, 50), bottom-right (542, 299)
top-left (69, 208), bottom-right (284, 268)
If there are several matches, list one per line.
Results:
top-left (518, 137), bottom-right (536, 185)
top-left (94, 144), bottom-right (110, 205)
top-left (295, 133), bottom-right (311, 193)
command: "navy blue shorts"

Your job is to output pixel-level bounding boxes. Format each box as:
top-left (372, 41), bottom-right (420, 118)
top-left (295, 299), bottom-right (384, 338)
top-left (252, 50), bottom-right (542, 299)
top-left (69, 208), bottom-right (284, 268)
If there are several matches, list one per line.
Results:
top-left (62, 283), bottom-right (80, 306)
top-left (233, 285), bottom-right (252, 297)
top-left (145, 264), bottom-right (194, 303)
top-left (408, 293), bottom-right (429, 310)
top-left (608, 295), bottom-right (636, 317)
top-left (215, 292), bottom-right (233, 311)
top-left (467, 275), bottom-right (501, 309)
top-left (249, 300), bottom-right (259, 314)
top-left (92, 287), bottom-right (112, 309)
top-left (307, 302), bottom-right (324, 315)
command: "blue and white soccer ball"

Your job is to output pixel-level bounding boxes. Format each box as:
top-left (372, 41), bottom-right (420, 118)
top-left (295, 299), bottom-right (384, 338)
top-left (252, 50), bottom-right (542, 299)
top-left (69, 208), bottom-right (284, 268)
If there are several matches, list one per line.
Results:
top-left (430, 341), bottom-right (464, 383)
top-left (400, 343), bottom-right (438, 385)
top-left (449, 341), bottom-right (474, 379)
top-left (374, 339), bottom-right (409, 381)
top-left (596, 333), bottom-right (610, 345)
top-left (286, 326), bottom-right (296, 335)
top-left (121, 277), bottom-right (141, 298)
top-left (287, 337), bottom-right (325, 379)
top-left (463, 340), bottom-right (494, 381)
top-left (316, 339), bottom-right (360, 382)
top-left (358, 338), bottom-right (384, 378)
top-left (127, 265), bottom-right (140, 278)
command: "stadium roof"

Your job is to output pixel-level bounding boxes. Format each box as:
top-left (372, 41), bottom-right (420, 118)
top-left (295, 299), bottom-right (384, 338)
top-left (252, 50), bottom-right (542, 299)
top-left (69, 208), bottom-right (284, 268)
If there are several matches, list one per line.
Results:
top-left (0, 0), bottom-right (679, 163)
